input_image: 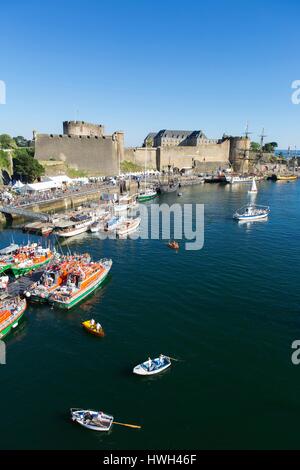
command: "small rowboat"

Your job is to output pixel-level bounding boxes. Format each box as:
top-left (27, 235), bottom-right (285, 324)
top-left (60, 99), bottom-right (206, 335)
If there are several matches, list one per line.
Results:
top-left (133, 355), bottom-right (171, 376)
top-left (71, 408), bottom-right (113, 432)
top-left (168, 241), bottom-right (179, 250)
top-left (82, 320), bottom-right (105, 337)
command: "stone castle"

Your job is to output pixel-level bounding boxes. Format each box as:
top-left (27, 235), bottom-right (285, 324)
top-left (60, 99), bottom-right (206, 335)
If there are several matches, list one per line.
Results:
top-left (34, 121), bottom-right (124, 175)
top-left (34, 120), bottom-right (250, 174)
top-left (125, 129), bottom-right (250, 172)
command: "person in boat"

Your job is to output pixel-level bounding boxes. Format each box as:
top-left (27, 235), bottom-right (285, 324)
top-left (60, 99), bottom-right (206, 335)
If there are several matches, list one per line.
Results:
top-left (159, 354), bottom-right (165, 364)
top-left (90, 319), bottom-right (96, 328)
top-left (96, 322), bottom-right (102, 332)
top-left (147, 357), bottom-right (153, 370)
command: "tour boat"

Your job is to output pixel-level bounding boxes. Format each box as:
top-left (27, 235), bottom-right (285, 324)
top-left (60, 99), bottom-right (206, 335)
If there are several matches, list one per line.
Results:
top-left (137, 189), bottom-right (158, 202)
top-left (225, 175), bottom-right (254, 184)
top-left (0, 243), bottom-right (19, 274)
top-left (49, 258), bottom-right (112, 309)
top-left (248, 178), bottom-right (258, 193)
top-left (133, 355), bottom-right (171, 376)
top-left (56, 216), bottom-right (94, 238)
top-left (0, 297), bottom-right (27, 339)
top-left (71, 408), bottom-right (113, 432)
top-left (116, 217), bottom-right (141, 238)
top-left (82, 320), bottom-right (105, 337)
top-left (233, 204), bottom-right (270, 221)
top-left (10, 246), bottom-right (55, 277)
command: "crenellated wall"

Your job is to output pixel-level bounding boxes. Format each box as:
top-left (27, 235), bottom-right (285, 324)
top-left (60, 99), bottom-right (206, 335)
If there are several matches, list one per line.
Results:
top-left (34, 132), bottom-right (122, 175)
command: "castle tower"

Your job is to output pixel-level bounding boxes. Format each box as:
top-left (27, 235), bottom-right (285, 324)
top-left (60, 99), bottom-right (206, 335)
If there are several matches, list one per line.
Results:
top-left (229, 137), bottom-right (251, 173)
top-left (63, 120), bottom-right (104, 137)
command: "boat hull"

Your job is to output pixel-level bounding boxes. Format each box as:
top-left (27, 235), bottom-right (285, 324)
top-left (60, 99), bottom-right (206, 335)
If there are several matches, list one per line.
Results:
top-left (0, 301), bottom-right (27, 339)
top-left (235, 213), bottom-right (269, 221)
top-left (82, 321), bottom-right (105, 337)
top-left (11, 257), bottom-right (53, 277)
top-left (137, 193), bottom-right (158, 202)
top-left (133, 358), bottom-right (171, 376)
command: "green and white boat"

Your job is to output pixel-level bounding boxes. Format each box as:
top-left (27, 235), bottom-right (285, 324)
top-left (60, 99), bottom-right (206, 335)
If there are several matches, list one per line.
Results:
top-left (137, 189), bottom-right (158, 202)
top-left (49, 258), bottom-right (112, 309)
top-left (10, 247), bottom-right (54, 278)
top-left (0, 297), bottom-right (27, 340)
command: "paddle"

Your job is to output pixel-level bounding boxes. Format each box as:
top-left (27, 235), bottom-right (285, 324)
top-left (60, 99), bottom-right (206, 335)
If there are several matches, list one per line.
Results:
top-left (112, 421), bottom-right (141, 430)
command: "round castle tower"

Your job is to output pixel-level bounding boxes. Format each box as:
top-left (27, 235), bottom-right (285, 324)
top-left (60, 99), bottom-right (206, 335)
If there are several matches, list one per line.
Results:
top-left (229, 137), bottom-right (251, 173)
top-left (63, 120), bottom-right (104, 137)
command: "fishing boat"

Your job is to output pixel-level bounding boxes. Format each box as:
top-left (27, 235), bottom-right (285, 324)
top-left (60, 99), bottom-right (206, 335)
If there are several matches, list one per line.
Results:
top-left (56, 215), bottom-right (95, 238)
top-left (233, 204), bottom-right (270, 221)
top-left (49, 258), bottom-right (112, 309)
top-left (0, 259), bottom-right (13, 275)
top-left (168, 240), bottom-right (179, 250)
top-left (133, 355), bottom-right (171, 376)
top-left (137, 188), bottom-right (158, 202)
top-left (0, 243), bottom-right (19, 256)
top-left (25, 260), bottom-right (70, 302)
top-left (225, 174), bottom-right (254, 184)
top-left (248, 178), bottom-right (258, 193)
top-left (82, 319), bottom-right (105, 337)
top-left (116, 217), bottom-right (141, 238)
top-left (71, 408), bottom-right (113, 432)
top-left (10, 245), bottom-right (55, 277)
top-left (0, 243), bottom-right (19, 274)
top-left (0, 297), bottom-right (27, 339)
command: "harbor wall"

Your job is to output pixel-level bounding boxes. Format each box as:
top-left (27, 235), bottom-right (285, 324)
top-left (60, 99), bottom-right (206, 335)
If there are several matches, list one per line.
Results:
top-left (123, 147), bottom-right (157, 169)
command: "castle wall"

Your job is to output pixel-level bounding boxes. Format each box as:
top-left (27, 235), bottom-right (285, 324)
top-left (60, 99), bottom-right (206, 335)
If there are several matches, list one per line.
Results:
top-left (124, 147), bottom-right (157, 169)
top-left (157, 140), bottom-right (230, 171)
top-left (229, 137), bottom-right (251, 172)
top-left (34, 134), bottom-right (120, 175)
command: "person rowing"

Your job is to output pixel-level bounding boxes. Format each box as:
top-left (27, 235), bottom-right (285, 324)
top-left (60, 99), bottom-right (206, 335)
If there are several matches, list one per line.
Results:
top-left (96, 322), bottom-right (102, 332)
top-left (147, 357), bottom-right (153, 370)
top-left (90, 319), bottom-right (96, 328)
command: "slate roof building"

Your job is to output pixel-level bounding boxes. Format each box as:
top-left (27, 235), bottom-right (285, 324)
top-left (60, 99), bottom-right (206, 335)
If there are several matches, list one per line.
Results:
top-left (143, 129), bottom-right (217, 147)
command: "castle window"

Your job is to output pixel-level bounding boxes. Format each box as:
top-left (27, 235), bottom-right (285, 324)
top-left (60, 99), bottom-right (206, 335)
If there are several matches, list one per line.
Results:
top-left (68, 135), bottom-right (71, 138)
top-left (79, 136), bottom-right (82, 138)
top-left (50, 134), bottom-right (53, 138)
top-left (59, 134), bottom-right (62, 138)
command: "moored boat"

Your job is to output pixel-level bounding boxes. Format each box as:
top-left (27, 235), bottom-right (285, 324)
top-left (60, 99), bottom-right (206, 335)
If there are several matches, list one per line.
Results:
top-left (10, 245), bottom-right (55, 277)
top-left (225, 174), bottom-right (255, 184)
top-left (276, 174), bottom-right (297, 181)
top-left (233, 204), bottom-right (270, 221)
top-left (71, 408), bottom-right (113, 432)
top-left (133, 355), bottom-right (171, 376)
top-left (49, 258), bottom-right (112, 309)
top-left (116, 217), bottom-right (141, 238)
top-left (0, 297), bottom-right (27, 339)
top-left (248, 178), bottom-right (258, 193)
top-left (137, 189), bottom-right (158, 202)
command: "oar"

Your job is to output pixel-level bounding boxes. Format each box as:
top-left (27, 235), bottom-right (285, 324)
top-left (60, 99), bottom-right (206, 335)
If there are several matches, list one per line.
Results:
top-left (166, 355), bottom-right (183, 362)
top-left (112, 421), bottom-right (142, 430)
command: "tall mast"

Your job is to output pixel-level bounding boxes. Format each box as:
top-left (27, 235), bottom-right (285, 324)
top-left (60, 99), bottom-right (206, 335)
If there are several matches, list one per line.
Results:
top-left (242, 122), bottom-right (252, 173)
top-left (259, 128), bottom-right (267, 150)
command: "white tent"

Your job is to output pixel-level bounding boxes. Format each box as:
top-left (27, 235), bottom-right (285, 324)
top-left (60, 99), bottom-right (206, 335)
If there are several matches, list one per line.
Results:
top-left (12, 180), bottom-right (24, 189)
top-left (42, 175), bottom-right (72, 185)
top-left (21, 181), bottom-right (59, 193)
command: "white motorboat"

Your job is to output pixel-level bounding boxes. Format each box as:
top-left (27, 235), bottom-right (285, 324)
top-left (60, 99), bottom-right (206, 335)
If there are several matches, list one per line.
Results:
top-left (233, 204), bottom-right (270, 221)
top-left (226, 175), bottom-right (254, 184)
top-left (71, 408), bottom-right (113, 432)
top-left (248, 178), bottom-right (258, 193)
top-left (104, 215), bottom-right (125, 232)
top-left (116, 217), bottom-right (141, 238)
top-left (56, 215), bottom-right (95, 238)
top-left (133, 355), bottom-right (171, 376)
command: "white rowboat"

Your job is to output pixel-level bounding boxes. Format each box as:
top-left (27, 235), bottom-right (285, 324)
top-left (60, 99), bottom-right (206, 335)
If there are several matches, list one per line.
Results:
top-left (71, 408), bottom-right (113, 432)
top-left (133, 355), bottom-right (171, 376)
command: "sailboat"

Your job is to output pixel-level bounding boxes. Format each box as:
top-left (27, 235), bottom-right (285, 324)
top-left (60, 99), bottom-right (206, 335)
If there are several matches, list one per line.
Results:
top-left (248, 178), bottom-right (258, 193)
top-left (137, 146), bottom-right (158, 202)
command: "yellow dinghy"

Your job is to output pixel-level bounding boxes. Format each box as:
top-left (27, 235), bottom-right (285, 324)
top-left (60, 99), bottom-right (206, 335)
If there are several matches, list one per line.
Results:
top-left (82, 320), bottom-right (105, 337)
top-left (276, 174), bottom-right (297, 181)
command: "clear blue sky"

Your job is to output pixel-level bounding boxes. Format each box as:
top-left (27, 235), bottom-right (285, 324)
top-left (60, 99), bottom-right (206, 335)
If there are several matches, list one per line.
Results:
top-left (1, 0), bottom-right (300, 148)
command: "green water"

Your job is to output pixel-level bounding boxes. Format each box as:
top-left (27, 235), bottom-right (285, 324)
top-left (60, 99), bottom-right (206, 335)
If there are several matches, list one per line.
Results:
top-left (1, 181), bottom-right (300, 450)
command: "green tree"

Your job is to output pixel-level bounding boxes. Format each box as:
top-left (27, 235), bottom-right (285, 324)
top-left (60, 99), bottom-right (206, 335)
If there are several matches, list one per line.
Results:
top-left (0, 134), bottom-right (17, 149)
top-left (250, 142), bottom-right (261, 152)
top-left (263, 142), bottom-right (278, 153)
top-left (14, 135), bottom-right (30, 147)
top-left (13, 148), bottom-right (44, 183)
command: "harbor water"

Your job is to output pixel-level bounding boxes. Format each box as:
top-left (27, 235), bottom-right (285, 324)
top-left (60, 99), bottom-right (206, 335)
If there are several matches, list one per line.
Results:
top-left (1, 180), bottom-right (300, 450)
